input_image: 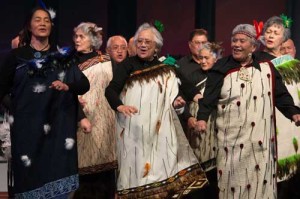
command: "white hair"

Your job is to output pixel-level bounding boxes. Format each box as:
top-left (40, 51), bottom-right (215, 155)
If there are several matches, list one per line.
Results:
top-left (74, 22), bottom-right (103, 50)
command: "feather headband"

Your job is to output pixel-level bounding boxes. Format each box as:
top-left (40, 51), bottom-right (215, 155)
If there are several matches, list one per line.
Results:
top-left (38, 0), bottom-right (56, 19)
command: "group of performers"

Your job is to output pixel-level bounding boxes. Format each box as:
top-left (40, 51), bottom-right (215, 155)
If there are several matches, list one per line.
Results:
top-left (0, 5), bottom-right (300, 199)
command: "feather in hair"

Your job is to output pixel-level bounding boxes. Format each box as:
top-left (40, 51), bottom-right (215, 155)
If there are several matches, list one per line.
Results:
top-left (38, 0), bottom-right (47, 9)
top-left (154, 20), bottom-right (164, 33)
top-left (280, 14), bottom-right (293, 28)
top-left (47, 8), bottom-right (56, 19)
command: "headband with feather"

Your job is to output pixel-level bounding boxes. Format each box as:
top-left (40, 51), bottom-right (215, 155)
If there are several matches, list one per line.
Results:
top-left (38, 0), bottom-right (56, 19)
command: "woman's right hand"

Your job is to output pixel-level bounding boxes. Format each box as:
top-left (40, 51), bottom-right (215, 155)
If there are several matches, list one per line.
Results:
top-left (80, 118), bottom-right (92, 133)
top-left (117, 105), bottom-right (138, 117)
top-left (195, 120), bottom-right (207, 132)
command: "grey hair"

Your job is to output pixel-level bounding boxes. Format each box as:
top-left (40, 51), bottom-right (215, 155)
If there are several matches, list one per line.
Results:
top-left (232, 24), bottom-right (260, 48)
top-left (74, 22), bottom-right (103, 50)
top-left (133, 23), bottom-right (163, 52)
top-left (199, 42), bottom-right (224, 60)
top-left (262, 16), bottom-right (290, 42)
top-left (106, 35), bottom-right (127, 48)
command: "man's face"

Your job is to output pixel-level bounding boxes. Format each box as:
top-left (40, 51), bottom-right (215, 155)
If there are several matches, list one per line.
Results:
top-left (107, 37), bottom-right (128, 63)
top-left (280, 39), bottom-right (296, 58)
top-left (188, 34), bottom-right (208, 58)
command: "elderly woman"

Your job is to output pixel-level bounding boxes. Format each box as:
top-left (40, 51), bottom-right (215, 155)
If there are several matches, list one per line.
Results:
top-left (185, 42), bottom-right (223, 199)
top-left (258, 16), bottom-right (300, 198)
top-left (72, 22), bottom-right (117, 199)
top-left (105, 23), bottom-right (207, 198)
top-left (0, 7), bottom-right (89, 198)
top-left (196, 23), bottom-right (300, 198)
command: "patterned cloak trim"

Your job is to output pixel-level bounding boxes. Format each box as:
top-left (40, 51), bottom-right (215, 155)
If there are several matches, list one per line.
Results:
top-left (126, 64), bottom-right (175, 88)
top-left (15, 174), bottom-right (79, 199)
top-left (275, 59), bottom-right (300, 84)
top-left (79, 160), bottom-right (118, 175)
top-left (278, 154), bottom-right (300, 180)
top-left (117, 163), bottom-right (208, 199)
top-left (78, 51), bottom-right (110, 71)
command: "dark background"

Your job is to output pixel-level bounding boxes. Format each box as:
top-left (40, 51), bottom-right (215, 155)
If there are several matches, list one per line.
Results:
top-left (1, 0), bottom-right (299, 62)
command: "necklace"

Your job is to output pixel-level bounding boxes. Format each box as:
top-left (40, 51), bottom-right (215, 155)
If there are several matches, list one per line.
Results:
top-left (30, 43), bottom-right (49, 59)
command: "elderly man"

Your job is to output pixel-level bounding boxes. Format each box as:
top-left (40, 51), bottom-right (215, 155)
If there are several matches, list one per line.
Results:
top-left (177, 29), bottom-right (209, 78)
top-left (280, 38), bottom-right (297, 58)
top-left (106, 35), bottom-right (128, 64)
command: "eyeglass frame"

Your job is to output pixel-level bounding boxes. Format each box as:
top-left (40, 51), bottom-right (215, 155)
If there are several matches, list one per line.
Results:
top-left (109, 45), bottom-right (128, 52)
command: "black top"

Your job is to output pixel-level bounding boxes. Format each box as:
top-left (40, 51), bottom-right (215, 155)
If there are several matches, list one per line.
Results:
top-left (105, 55), bottom-right (199, 110)
top-left (0, 45), bottom-right (90, 196)
top-left (74, 51), bottom-right (98, 121)
top-left (197, 54), bottom-right (300, 121)
top-left (177, 54), bottom-right (201, 78)
top-left (0, 46), bottom-right (89, 101)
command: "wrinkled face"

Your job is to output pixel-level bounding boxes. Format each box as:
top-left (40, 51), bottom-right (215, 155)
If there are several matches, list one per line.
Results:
top-left (280, 39), bottom-right (296, 58)
top-left (188, 34), bottom-right (208, 58)
top-left (199, 48), bottom-right (216, 71)
top-left (264, 24), bottom-right (285, 50)
top-left (30, 9), bottom-right (51, 39)
top-left (107, 37), bottom-right (127, 63)
top-left (73, 29), bottom-right (92, 53)
top-left (136, 29), bottom-right (157, 61)
top-left (231, 33), bottom-right (256, 63)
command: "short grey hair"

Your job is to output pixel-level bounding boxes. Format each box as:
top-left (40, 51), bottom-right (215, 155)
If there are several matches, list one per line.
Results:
top-left (133, 23), bottom-right (163, 51)
top-left (262, 16), bottom-right (290, 42)
top-left (232, 24), bottom-right (260, 47)
top-left (199, 42), bottom-right (224, 60)
top-left (74, 22), bottom-right (103, 50)
top-left (106, 35), bottom-right (127, 48)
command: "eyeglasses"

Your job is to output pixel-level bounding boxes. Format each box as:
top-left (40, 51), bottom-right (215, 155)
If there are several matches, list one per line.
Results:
top-left (136, 39), bottom-right (154, 47)
top-left (110, 45), bottom-right (127, 52)
top-left (191, 40), bottom-right (207, 46)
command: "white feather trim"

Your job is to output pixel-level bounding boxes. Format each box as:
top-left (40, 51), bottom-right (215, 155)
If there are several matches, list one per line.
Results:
top-left (57, 71), bottom-right (66, 82)
top-left (32, 83), bottom-right (47, 93)
top-left (57, 46), bottom-right (68, 55)
top-left (21, 155), bottom-right (31, 167)
top-left (43, 124), bottom-right (51, 134)
top-left (35, 59), bottom-right (44, 69)
top-left (65, 138), bottom-right (75, 150)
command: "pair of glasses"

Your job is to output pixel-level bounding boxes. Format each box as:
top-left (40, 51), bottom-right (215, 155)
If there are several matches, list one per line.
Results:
top-left (192, 40), bottom-right (207, 46)
top-left (136, 39), bottom-right (153, 47)
top-left (110, 45), bottom-right (127, 52)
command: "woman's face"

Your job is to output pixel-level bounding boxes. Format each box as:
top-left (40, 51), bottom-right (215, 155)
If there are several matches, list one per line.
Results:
top-left (231, 33), bottom-right (256, 64)
top-left (136, 29), bottom-right (157, 61)
top-left (199, 48), bottom-right (216, 71)
top-left (264, 24), bottom-right (285, 50)
top-left (30, 9), bottom-right (51, 39)
top-left (74, 29), bottom-right (92, 53)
